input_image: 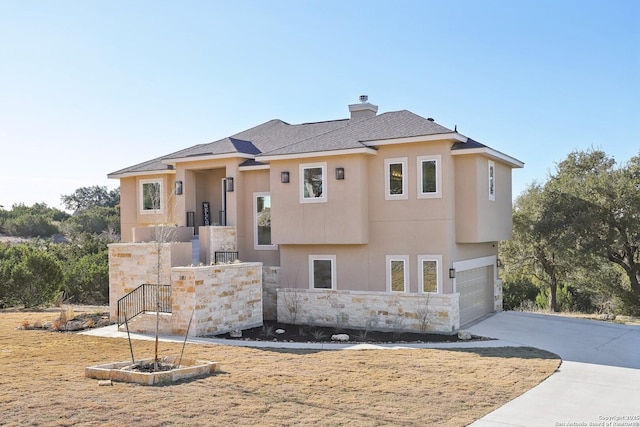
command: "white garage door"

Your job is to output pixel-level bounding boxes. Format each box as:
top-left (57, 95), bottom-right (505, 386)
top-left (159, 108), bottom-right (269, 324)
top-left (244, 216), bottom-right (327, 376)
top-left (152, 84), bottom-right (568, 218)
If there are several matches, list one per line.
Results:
top-left (457, 266), bottom-right (494, 326)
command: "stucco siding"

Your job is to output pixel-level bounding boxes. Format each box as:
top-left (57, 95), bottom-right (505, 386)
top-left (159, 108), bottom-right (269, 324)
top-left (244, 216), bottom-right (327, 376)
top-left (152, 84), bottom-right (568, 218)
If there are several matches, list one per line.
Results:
top-left (270, 155), bottom-right (369, 244)
top-left (455, 155), bottom-right (514, 243)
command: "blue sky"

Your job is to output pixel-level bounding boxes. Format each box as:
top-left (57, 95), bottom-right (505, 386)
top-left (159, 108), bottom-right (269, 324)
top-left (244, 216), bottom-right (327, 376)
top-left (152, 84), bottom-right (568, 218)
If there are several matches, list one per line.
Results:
top-left (1, 0), bottom-right (638, 210)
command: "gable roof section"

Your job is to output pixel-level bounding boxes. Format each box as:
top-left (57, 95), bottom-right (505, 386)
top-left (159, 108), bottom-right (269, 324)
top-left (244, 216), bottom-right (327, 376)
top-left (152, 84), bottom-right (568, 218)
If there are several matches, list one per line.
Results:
top-left (107, 155), bottom-right (175, 179)
top-left (259, 110), bottom-right (456, 158)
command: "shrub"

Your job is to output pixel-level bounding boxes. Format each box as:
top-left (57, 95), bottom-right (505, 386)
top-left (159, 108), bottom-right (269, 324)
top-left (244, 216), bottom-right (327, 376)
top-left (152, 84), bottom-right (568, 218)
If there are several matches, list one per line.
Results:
top-left (0, 244), bottom-right (63, 308)
top-left (4, 214), bottom-right (58, 238)
top-left (502, 279), bottom-right (539, 311)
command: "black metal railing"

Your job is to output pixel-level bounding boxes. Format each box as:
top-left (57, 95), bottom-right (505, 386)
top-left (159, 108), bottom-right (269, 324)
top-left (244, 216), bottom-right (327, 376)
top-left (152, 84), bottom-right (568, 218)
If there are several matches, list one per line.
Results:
top-left (117, 284), bottom-right (172, 326)
top-left (214, 251), bottom-right (239, 263)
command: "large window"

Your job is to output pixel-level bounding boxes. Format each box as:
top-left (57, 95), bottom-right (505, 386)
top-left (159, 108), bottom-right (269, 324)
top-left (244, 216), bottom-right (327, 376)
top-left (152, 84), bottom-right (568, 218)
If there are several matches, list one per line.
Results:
top-left (488, 160), bottom-right (496, 201)
top-left (254, 192), bottom-right (276, 250)
top-left (386, 255), bottom-right (409, 292)
top-left (384, 158), bottom-right (408, 200)
top-left (300, 162), bottom-right (327, 203)
top-left (309, 255), bottom-right (336, 289)
top-left (140, 179), bottom-right (163, 214)
top-left (418, 255), bottom-right (442, 293)
top-left (417, 155), bottom-right (442, 199)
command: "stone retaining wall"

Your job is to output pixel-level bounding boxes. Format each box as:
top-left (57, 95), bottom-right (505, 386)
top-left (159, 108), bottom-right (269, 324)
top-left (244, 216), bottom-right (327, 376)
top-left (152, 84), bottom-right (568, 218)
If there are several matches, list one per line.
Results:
top-left (170, 262), bottom-right (263, 336)
top-left (276, 289), bottom-right (460, 333)
top-left (108, 242), bottom-right (192, 321)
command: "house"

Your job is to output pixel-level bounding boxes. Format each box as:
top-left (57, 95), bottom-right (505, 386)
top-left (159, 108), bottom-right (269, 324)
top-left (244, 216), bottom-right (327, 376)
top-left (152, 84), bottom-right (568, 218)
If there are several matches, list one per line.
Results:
top-left (107, 97), bottom-right (523, 336)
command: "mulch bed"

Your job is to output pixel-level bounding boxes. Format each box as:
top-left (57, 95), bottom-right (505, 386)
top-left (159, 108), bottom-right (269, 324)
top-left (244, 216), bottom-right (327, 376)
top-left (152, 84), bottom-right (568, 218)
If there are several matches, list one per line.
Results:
top-left (212, 320), bottom-right (487, 344)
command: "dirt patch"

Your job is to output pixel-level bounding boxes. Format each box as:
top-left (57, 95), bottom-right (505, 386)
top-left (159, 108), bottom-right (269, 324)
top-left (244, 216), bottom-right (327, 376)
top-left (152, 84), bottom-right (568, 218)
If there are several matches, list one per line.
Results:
top-left (0, 310), bottom-right (560, 426)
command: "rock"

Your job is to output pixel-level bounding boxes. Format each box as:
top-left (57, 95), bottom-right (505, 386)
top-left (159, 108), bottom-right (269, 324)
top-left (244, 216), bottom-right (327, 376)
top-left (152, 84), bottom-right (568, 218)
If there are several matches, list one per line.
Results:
top-left (98, 380), bottom-right (112, 386)
top-left (64, 320), bottom-right (84, 331)
top-left (331, 334), bottom-right (350, 342)
top-left (42, 321), bottom-right (53, 330)
top-left (457, 330), bottom-right (472, 340)
top-left (229, 329), bottom-right (242, 338)
top-left (275, 329), bottom-right (285, 335)
top-left (598, 313), bottom-right (616, 321)
top-left (96, 318), bottom-right (112, 328)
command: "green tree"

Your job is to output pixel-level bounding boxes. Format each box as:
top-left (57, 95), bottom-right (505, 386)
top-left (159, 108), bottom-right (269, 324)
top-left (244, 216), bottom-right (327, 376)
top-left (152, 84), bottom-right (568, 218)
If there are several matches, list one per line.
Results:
top-left (0, 244), bottom-right (63, 308)
top-left (3, 213), bottom-right (59, 237)
top-left (500, 184), bottom-right (574, 312)
top-left (61, 186), bottom-right (119, 213)
top-left (64, 206), bottom-right (120, 236)
top-left (546, 150), bottom-right (640, 312)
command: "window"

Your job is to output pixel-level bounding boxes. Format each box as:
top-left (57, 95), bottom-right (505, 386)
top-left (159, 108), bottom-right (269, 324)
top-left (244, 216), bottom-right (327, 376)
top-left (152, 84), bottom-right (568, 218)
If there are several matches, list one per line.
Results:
top-left (418, 255), bottom-right (442, 293)
top-left (386, 255), bottom-right (409, 292)
top-left (385, 158), bottom-right (408, 200)
top-left (488, 160), bottom-right (495, 201)
top-left (309, 255), bottom-right (336, 289)
top-left (417, 155), bottom-right (442, 199)
top-left (140, 179), bottom-right (163, 214)
top-left (254, 192), bottom-right (276, 250)
top-left (300, 162), bottom-right (327, 203)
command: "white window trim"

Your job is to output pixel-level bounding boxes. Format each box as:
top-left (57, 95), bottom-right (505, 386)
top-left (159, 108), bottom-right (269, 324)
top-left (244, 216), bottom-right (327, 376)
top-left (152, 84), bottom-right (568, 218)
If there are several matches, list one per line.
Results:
top-left (139, 178), bottom-right (164, 215)
top-left (300, 162), bottom-right (327, 204)
top-left (309, 255), bottom-right (336, 290)
top-left (488, 160), bottom-right (496, 201)
top-left (253, 192), bottom-right (277, 250)
top-left (417, 155), bottom-right (442, 199)
top-left (386, 255), bottom-right (409, 293)
top-left (384, 157), bottom-right (408, 200)
top-left (417, 255), bottom-right (442, 294)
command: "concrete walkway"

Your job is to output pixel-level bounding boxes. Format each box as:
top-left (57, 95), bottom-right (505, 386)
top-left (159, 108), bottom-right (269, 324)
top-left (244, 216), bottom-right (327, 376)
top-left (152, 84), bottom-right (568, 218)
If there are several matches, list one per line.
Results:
top-left (468, 312), bottom-right (640, 427)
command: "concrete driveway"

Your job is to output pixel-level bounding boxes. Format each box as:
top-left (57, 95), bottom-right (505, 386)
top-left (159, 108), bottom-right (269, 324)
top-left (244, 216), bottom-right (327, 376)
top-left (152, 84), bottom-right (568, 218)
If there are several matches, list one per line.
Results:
top-left (468, 311), bottom-right (640, 427)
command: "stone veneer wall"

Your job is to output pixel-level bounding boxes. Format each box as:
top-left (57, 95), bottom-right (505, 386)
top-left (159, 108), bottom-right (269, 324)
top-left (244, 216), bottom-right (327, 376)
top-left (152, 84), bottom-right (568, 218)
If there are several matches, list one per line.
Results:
top-left (118, 263), bottom-right (263, 337)
top-left (108, 242), bottom-right (192, 322)
top-left (276, 289), bottom-right (460, 333)
top-left (199, 226), bottom-right (237, 265)
top-left (262, 266), bottom-right (280, 321)
top-left (494, 279), bottom-right (503, 312)
top-left (170, 262), bottom-right (263, 336)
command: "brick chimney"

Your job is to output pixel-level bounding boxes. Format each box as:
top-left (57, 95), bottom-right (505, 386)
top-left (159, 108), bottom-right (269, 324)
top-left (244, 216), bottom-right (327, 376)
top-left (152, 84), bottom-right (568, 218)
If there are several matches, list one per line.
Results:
top-left (348, 95), bottom-right (378, 119)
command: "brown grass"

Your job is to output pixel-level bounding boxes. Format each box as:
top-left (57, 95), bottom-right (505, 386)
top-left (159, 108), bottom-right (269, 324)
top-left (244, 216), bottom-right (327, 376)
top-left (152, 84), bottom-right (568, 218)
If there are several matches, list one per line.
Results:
top-left (0, 311), bottom-right (560, 427)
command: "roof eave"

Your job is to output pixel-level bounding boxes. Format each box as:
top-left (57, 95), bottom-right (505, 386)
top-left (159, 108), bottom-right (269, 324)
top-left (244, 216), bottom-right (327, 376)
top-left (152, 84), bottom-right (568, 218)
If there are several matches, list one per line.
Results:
top-left (162, 152), bottom-right (256, 164)
top-left (451, 147), bottom-right (524, 168)
top-left (107, 169), bottom-right (177, 179)
top-left (361, 132), bottom-right (467, 146)
top-left (259, 147), bottom-right (378, 162)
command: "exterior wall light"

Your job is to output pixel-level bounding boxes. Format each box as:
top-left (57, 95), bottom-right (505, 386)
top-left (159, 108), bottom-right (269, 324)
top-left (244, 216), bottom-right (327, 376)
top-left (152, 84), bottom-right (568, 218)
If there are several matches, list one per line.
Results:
top-left (281, 171), bottom-right (290, 183)
top-left (225, 177), bottom-right (234, 192)
top-left (175, 180), bottom-right (183, 195)
top-left (335, 167), bottom-right (345, 180)
top-left (449, 268), bottom-right (456, 279)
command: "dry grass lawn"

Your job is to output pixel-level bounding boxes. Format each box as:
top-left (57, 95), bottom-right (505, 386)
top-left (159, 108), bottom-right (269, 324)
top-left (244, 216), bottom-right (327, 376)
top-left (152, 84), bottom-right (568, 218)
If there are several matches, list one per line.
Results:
top-left (0, 310), bottom-right (560, 426)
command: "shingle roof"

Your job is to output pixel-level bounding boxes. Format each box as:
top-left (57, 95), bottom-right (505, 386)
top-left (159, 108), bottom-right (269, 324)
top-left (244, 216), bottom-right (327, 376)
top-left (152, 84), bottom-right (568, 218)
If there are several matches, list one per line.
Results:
top-left (261, 110), bottom-right (453, 156)
top-left (108, 109), bottom-right (458, 176)
top-left (451, 138), bottom-right (487, 151)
